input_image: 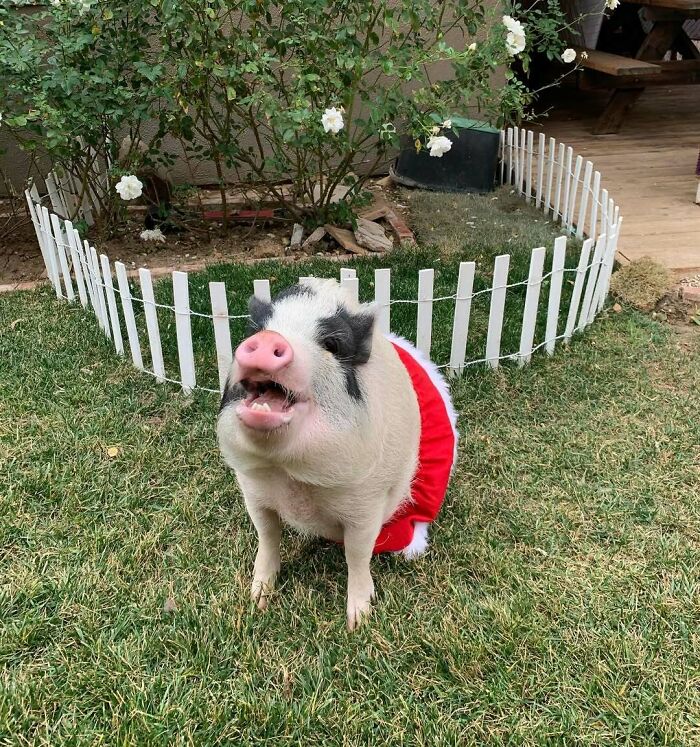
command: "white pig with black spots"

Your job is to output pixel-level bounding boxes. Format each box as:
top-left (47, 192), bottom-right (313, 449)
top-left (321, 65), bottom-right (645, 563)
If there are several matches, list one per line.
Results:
top-left (217, 278), bottom-right (457, 630)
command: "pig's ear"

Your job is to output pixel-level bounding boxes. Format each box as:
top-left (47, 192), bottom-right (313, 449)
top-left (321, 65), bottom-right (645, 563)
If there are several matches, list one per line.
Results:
top-left (350, 310), bottom-right (375, 365)
top-left (247, 295), bottom-right (273, 333)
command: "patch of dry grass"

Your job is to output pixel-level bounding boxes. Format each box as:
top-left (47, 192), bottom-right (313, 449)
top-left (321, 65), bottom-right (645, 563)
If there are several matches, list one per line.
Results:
top-left (609, 256), bottom-right (674, 311)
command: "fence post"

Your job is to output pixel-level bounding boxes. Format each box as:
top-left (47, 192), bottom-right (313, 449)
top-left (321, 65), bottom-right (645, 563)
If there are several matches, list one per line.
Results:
top-left (209, 281), bottom-right (233, 395)
top-left (577, 233), bottom-right (606, 330)
top-left (544, 236), bottom-right (567, 355)
top-left (485, 254), bottom-right (510, 369)
top-left (139, 268), bottom-right (165, 383)
top-left (253, 279), bottom-right (271, 302)
top-left (589, 171), bottom-right (601, 242)
top-left (38, 206), bottom-right (62, 298)
top-left (553, 142), bottom-right (566, 223)
top-left (340, 269), bottom-right (359, 305)
top-left (564, 237), bottom-right (595, 342)
top-left (64, 219), bottom-right (88, 308)
top-left (448, 261), bottom-right (476, 376)
top-left (100, 254), bottom-right (124, 355)
top-left (49, 212), bottom-right (75, 302)
top-left (561, 147), bottom-right (574, 229)
top-left (576, 160), bottom-right (593, 239)
top-left (89, 245), bottom-right (110, 335)
top-left (115, 261), bottom-right (143, 369)
top-left (518, 247), bottom-right (546, 366)
top-left (535, 132), bottom-right (546, 209)
top-left (24, 192), bottom-right (53, 285)
top-left (374, 268), bottom-right (391, 335)
top-left (173, 271), bottom-right (196, 394)
top-left (545, 137), bottom-right (556, 217)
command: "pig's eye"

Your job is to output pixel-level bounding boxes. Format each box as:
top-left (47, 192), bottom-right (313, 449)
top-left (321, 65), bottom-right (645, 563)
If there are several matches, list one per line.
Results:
top-left (322, 337), bottom-right (341, 356)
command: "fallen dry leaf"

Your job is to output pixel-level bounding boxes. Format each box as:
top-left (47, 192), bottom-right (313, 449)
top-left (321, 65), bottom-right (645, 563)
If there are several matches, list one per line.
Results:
top-left (163, 597), bottom-right (178, 613)
top-left (613, 303), bottom-right (622, 313)
top-left (10, 318), bottom-right (26, 330)
top-left (105, 446), bottom-right (120, 458)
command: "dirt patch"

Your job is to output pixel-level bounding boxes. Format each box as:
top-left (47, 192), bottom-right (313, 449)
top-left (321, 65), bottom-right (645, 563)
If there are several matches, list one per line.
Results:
top-left (0, 183), bottom-right (412, 286)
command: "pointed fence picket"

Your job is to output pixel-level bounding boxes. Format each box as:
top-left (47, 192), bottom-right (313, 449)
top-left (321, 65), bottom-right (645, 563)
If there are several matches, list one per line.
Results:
top-left (485, 254), bottom-right (510, 369)
top-left (172, 271), bottom-right (196, 394)
top-left (64, 220), bottom-right (88, 308)
top-left (209, 282), bottom-right (233, 394)
top-left (115, 261), bottom-right (144, 370)
top-left (374, 268), bottom-right (391, 335)
top-left (544, 236), bottom-right (567, 355)
top-left (518, 247), bottom-right (546, 366)
top-left (448, 261), bottom-right (476, 376)
top-left (139, 268), bottom-right (166, 383)
top-left (100, 254), bottom-right (124, 355)
top-left (24, 122), bottom-right (624, 396)
top-left (416, 268), bottom-right (434, 357)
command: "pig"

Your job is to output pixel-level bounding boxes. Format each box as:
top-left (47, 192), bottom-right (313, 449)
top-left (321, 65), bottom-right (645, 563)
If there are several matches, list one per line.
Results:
top-left (216, 278), bottom-right (457, 630)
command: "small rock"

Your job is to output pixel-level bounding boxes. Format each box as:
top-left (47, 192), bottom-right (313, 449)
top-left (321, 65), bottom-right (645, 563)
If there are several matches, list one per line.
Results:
top-left (290, 223), bottom-right (304, 251)
top-left (354, 218), bottom-right (393, 253)
top-left (612, 303), bottom-right (622, 313)
top-left (302, 226), bottom-right (327, 252)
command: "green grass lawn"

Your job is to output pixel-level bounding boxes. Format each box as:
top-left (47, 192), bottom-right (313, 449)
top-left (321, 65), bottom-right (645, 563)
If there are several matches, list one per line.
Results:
top-left (2, 281), bottom-right (700, 745)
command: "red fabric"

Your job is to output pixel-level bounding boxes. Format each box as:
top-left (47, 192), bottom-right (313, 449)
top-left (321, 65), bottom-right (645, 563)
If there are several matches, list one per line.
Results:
top-left (372, 343), bottom-right (456, 554)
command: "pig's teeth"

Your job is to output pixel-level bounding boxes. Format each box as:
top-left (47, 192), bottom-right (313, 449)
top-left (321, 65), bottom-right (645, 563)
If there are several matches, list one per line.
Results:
top-left (250, 401), bottom-right (272, 412)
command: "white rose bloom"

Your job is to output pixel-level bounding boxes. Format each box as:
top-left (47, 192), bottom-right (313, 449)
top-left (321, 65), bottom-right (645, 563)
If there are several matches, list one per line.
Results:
top-left (468, 42), bottom-right (477, 51)
top-left (321, 107), bottom-right (344, 134)
top-left (51, 0), bottom-right (61, 6)
top-left (503, 15), bottom-right (526, 56)
top-left (115, 174), bottom-right (144, 201)
top-left (431, 125), bottom-right (440, 135)
top-left (562, 48), bottom-right (576, 63)
top-left (606, 0), bottom-right (620, 8)
top-left (140, 228), bottom-right (166, 243)
top-left (442, 119), bottom-right (452, 129)
top-left (427, 135), bottom-right (452, 158)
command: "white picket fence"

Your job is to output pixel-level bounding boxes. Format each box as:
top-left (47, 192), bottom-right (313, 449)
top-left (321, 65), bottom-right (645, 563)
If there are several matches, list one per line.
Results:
top-left (24, 126), bottom-right (622, 396)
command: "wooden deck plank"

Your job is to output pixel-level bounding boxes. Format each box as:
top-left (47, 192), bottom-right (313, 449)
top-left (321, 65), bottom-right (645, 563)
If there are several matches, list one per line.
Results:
top-left (534, 86), bottom-right (700, 272)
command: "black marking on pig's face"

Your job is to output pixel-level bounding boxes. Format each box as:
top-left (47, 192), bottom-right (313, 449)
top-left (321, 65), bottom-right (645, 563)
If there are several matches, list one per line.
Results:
top-left (219, 380), bottom-right (246, 413)
top-left (246, 283), bottom-right (314, 334)
top-left (316, 307), bottom-right (374, 400)
top-left (246, 296), bottom-right (273, 335)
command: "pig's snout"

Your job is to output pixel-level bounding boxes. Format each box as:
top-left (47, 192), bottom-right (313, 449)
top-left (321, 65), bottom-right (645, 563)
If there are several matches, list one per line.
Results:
top-left (235, 330), bottom-right (293, 376)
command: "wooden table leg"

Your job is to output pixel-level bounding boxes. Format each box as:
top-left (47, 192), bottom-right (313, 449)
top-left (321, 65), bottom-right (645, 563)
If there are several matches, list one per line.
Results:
top-left (593, 20), bottom-right (683, 134)
top-left (593, 88), bottom-right (645, 134)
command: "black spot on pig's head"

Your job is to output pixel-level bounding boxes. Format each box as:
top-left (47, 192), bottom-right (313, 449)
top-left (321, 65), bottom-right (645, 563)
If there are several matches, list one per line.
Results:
top-left (219, 380), bottom-right (246, 413)
top-left (246, 283), bottom-right (314, 335)
top-left (316, 306), bottom-right (374, 400)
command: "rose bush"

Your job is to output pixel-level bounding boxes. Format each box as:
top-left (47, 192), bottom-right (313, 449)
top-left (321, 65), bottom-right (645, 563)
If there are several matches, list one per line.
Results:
top-left (1, 0), bottom-right (576, 230)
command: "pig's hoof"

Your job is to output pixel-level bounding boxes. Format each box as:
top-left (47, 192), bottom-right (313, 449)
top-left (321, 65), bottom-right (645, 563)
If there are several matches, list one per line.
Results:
top-left (346, 596), bottom-right (373, 631)
top-left (251, 578), bottom-right (275, 610)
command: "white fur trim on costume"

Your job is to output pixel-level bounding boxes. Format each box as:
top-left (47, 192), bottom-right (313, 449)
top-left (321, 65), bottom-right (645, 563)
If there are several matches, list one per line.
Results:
top-left (386, 333), bottom-right (459, 470)
top-left (402, 521), bottom-right (430, 559)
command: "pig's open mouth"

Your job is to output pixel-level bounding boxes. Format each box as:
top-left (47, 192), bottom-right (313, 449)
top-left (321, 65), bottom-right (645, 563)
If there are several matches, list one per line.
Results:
top-left (235, 378), bottom-right (308, 431)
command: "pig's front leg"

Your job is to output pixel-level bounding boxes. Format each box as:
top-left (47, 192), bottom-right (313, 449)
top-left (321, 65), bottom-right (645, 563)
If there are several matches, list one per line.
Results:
top-left (343, 519), bottom-right (382, 631)
top-left (247, 504), bottom-right (282, 610)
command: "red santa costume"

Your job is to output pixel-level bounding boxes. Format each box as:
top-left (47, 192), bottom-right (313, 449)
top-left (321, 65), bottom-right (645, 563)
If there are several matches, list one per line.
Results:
top-left (372, 334), bottom-right (458, 558)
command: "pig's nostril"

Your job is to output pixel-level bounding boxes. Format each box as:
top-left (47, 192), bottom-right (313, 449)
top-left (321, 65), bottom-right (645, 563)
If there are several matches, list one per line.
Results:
top-left (273, 348), bottom-right (284, 358)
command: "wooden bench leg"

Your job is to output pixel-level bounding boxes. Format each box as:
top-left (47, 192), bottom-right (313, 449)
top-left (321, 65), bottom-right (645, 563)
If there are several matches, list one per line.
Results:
top-left (593, 88), bottom-right (644, 134)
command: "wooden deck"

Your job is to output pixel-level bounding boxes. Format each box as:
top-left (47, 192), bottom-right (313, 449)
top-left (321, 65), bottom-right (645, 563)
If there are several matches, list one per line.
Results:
top-left (534, 86), bottom-right (700, 274)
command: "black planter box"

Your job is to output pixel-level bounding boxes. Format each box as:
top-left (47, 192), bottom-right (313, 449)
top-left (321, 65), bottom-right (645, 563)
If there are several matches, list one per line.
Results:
top-left (393, 118), bottom-right (500, 194)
